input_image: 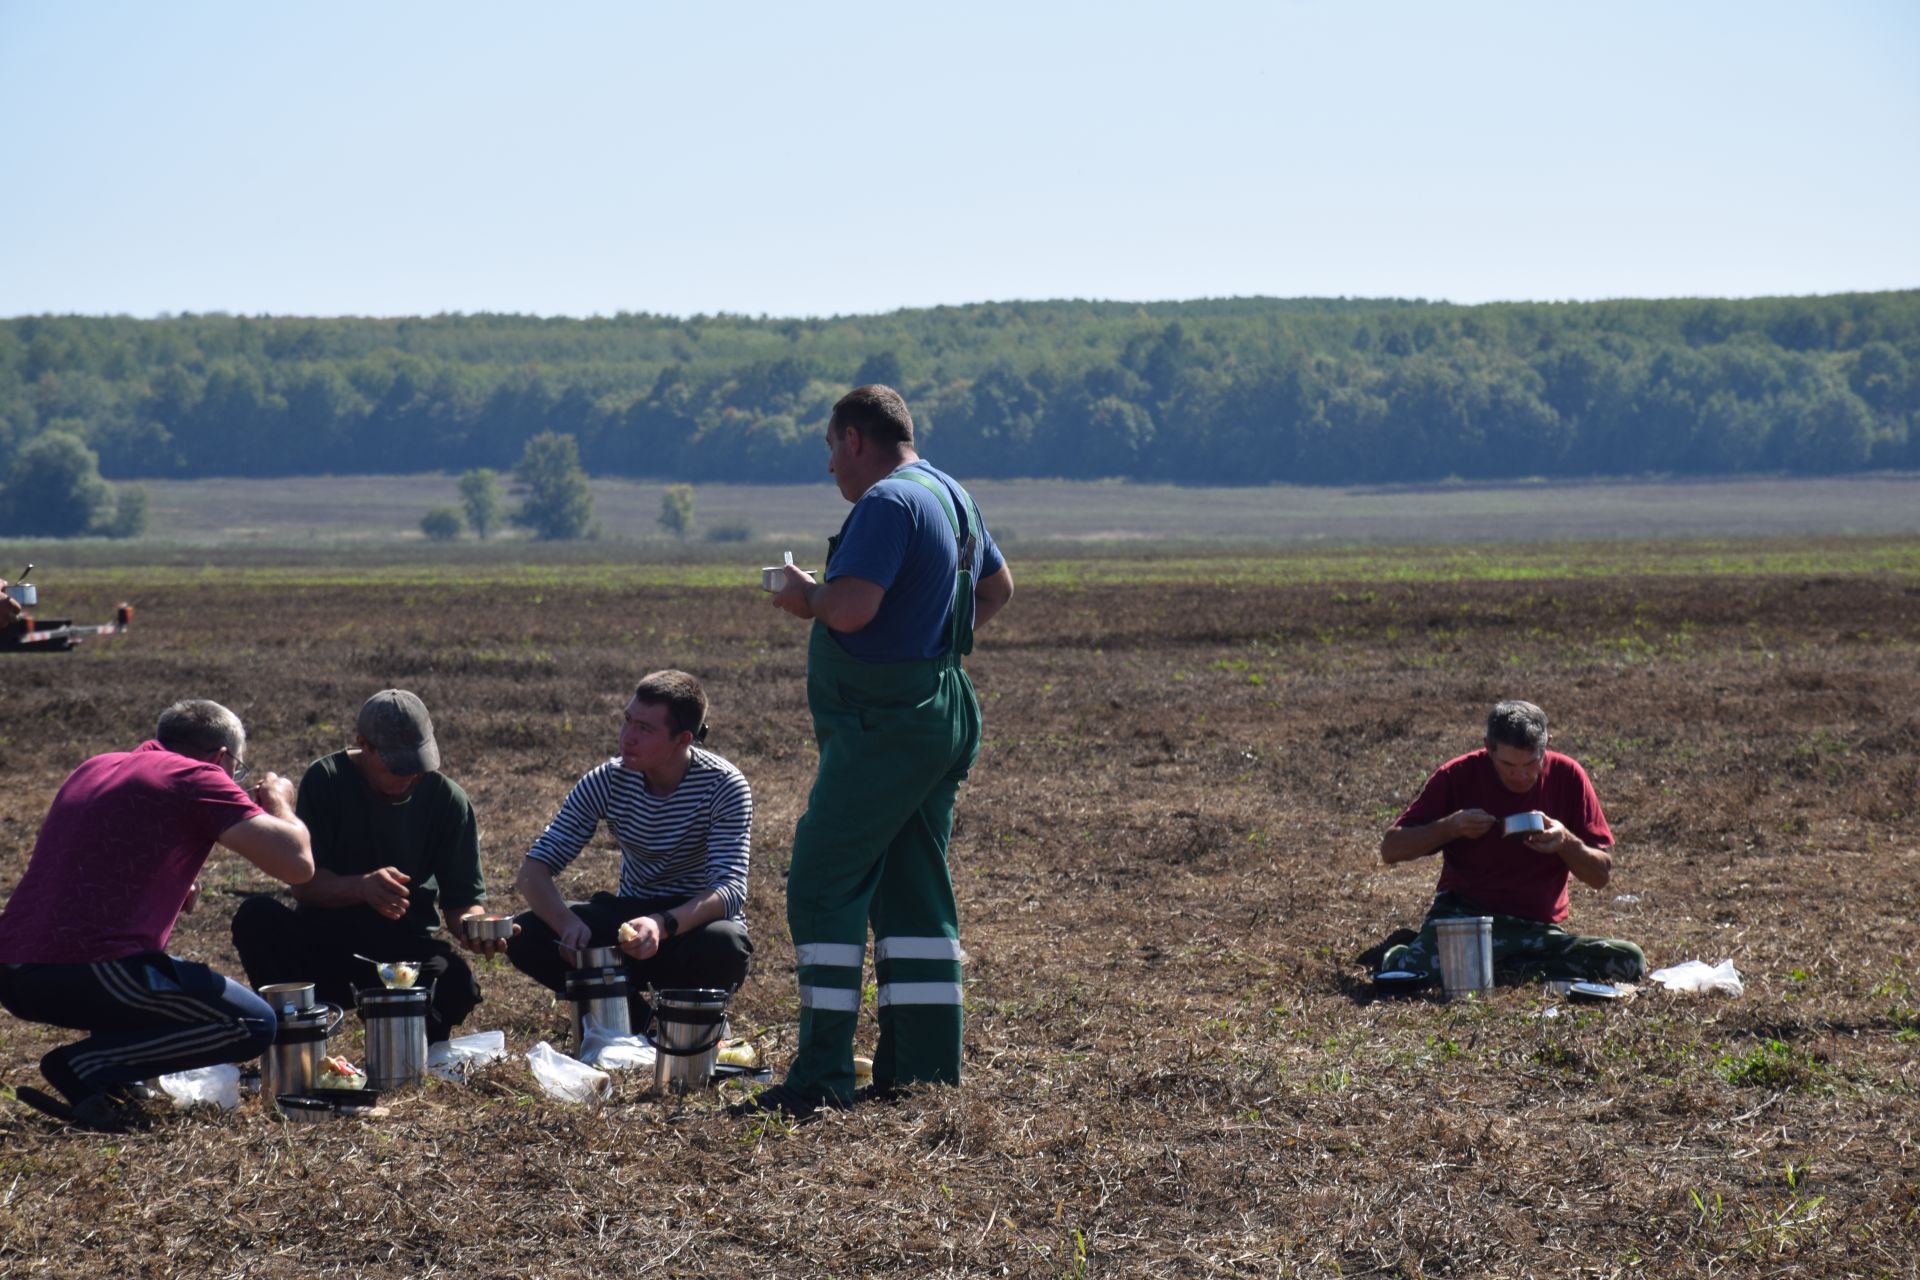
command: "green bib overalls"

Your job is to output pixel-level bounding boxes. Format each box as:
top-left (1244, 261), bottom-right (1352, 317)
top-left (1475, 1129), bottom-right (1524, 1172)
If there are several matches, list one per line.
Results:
top-left (783, 469), bottom-right (983, 1102)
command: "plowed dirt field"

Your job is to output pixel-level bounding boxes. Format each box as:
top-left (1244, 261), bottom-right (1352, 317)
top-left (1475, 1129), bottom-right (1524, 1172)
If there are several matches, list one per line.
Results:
top-left (1, 549), bottom-right (1915, 1278)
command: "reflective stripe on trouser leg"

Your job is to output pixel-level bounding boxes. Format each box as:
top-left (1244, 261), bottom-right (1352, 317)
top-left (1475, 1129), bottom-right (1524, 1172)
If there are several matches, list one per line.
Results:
top-left (796, 942), bottom-right (865, 1014)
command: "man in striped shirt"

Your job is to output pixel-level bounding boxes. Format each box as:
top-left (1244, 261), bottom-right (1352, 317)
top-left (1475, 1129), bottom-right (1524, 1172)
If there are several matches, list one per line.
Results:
top-left (506, 671), bottom-right (752, 1035)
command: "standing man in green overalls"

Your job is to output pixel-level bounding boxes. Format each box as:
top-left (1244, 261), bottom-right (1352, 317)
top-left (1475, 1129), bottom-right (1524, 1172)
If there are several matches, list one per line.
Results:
top-left (737, 384), bottom-right (1014, 1120)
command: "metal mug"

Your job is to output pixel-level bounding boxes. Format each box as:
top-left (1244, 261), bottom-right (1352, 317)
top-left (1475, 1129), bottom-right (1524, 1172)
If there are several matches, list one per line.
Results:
top-left (357, 985), bottom-right (431, 1089)
top-left (652, 988), bottom-right (731, 1094)
top-left (1434, 916), bottom-right (1495, 1001)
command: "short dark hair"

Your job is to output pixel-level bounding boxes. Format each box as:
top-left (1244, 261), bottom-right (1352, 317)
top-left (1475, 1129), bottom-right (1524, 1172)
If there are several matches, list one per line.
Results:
top-left (634, 670), bottom-right (709, 741)
top-left (156, 699), bottom-right (245, 758)
top-left (829, 384), bottom-right (915, 448)
top-left (1485, 700), bottom-right (1549, 754)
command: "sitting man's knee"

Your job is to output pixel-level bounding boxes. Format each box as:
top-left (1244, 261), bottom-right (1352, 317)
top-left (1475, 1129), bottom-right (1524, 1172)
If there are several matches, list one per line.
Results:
top-left (1608, 941), bottom-right (1647, 983)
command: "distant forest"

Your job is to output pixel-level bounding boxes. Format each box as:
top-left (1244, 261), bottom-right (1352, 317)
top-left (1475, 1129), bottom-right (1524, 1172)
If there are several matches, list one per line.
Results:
top-left (3, 292), bottom-right (1917, 485)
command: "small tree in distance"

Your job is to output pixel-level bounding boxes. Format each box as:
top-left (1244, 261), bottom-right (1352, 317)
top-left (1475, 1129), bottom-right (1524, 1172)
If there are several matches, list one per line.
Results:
top-left (659, 484), bottom-right (695, 540)
top-left (0, 430), bottom-right (119, 537)
top-left (421, 507), bottom-right (463, 541)
top-left (458, 468), bottom-right (504, 540)
top-left (511, 433), bottom-right (594, 541)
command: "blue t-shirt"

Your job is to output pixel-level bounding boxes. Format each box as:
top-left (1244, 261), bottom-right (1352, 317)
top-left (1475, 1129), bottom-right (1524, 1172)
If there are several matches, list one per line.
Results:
top-left (825, 461), bottom-right (1004, 663)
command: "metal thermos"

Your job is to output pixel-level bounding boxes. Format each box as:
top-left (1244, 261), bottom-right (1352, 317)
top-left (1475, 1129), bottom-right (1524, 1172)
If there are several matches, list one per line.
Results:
top-left (1435, 916), bottom-right (1495, 1001)
top-left (652, 988), bottom-right (730, 1094)
top-left (262, 994), bottom-right (344, 1097)
top-left (357, 986), bottom-right (430, 1089)
top-left (566, 963), bottom-right (631, 1049)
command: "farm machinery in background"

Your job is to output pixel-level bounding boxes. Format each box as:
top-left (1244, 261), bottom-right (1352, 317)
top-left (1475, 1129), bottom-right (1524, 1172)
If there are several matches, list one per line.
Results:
top-left (2, 565), bottom-right (134, 654)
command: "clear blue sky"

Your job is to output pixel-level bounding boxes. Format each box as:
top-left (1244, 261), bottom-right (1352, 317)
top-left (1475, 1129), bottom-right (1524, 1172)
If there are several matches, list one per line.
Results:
top-left (2, 1), bottom-right (1915, 319)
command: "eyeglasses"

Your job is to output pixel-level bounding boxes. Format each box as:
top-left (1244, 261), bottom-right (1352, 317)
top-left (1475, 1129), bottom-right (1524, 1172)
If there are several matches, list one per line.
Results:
top-left (228, 755), bottom-right (251, 783)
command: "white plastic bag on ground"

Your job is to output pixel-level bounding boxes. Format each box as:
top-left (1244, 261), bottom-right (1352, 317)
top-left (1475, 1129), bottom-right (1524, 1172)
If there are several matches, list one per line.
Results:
top-left (577, 1015), bottom-right (656, 1072)
top-left (526, 1040), bottom-right (611, 1103)
top-left (428, 1029), bottom-right (509, 1082)
top-left (156, 1063), bottom-right (242, 1110)
top-left (1649, 958), bottom-right (1745, 996)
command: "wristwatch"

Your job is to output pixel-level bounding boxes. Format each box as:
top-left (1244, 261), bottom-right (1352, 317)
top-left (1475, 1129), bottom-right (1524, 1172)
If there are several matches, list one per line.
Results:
top-left (657, 910), bottom-right (680, 939)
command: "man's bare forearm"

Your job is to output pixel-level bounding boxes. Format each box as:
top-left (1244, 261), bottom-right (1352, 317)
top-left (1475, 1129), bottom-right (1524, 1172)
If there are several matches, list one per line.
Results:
top-left (1553, 838), bottom-right (1613, 889)
top-left (1381, 819), bottom-right (1453, 864)
top-left (290, 865), bottom-right (370, 908)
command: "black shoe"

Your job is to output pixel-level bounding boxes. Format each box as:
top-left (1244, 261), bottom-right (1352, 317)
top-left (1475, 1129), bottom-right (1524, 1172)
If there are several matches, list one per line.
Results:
top-left (13, 1086), bottom-right (128, 1134)
top-left (726, 1083), bottom-right (841, 1122)
top-left (854, 1081), bottom-right (905, 1106)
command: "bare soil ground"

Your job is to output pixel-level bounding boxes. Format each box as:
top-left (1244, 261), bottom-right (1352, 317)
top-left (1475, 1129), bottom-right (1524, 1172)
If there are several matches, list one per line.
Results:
top-left (0, 549), bottom-right (1916, 1277)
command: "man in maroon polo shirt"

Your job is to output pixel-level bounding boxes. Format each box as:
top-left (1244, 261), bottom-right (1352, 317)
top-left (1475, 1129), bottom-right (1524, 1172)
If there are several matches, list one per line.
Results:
top-left (0, 700), bottom-right (313, 1131)
top-left (1376, 699), bottom-right (1645, 988)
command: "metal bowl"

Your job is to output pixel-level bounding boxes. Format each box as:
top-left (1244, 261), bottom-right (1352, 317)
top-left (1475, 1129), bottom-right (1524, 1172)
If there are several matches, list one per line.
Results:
top-left (465, 915), bottom-right (515, 942)
top-left (1502, 811), bottom-right (1547, 838)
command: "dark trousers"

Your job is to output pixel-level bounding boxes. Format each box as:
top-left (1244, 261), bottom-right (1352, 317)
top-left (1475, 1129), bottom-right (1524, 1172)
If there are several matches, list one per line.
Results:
top-left (505, 892), bottom-right (752, 1037)
top-left (0, 954), bottom-right (276, 1104)
top-left (230, 895), bottom-right (481, 1044)
top-left (1382, 890), bottom-right (1648, 985)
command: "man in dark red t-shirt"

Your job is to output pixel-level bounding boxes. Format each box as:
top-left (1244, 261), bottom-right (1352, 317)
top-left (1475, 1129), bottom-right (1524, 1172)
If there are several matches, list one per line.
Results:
top-left (1376, 700), bottom-right (1645, 988)
top-left (0, 700), bottom-right (313, 1131)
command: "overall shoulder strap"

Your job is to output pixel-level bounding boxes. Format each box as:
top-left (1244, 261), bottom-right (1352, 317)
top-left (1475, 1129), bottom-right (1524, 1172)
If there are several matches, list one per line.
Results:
top-left (893, 466), bottom-right (978, 564)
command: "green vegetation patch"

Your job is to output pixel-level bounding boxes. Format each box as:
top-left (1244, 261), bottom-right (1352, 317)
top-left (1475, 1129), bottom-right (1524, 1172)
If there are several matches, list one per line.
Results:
top-left (19, 533), bottom-right (1918, 592)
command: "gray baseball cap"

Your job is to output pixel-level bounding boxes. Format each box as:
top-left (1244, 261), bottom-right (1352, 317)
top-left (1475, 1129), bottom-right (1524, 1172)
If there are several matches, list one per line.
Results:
top-left (356, 689), bottom-right (441, 775)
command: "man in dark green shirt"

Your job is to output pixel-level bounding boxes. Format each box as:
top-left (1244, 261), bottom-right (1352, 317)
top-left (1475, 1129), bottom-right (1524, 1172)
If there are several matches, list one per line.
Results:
top-left (231, 690), bottom-right (509, 1043)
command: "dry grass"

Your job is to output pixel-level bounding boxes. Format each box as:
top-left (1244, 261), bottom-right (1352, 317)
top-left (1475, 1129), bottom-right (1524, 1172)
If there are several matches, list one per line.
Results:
top-left (1, 552), bottom-right (1917, 1277)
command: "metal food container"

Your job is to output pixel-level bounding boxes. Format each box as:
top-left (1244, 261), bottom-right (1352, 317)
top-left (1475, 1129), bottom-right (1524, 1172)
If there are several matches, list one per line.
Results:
top-left (559, 943), bottom-right (621, 970)
top-left (566, 964), bottom-right (632, 1048)
top-left (653, 988), bottom-right (731, 1094)
top-left (465, 915), bottom-right (514, 942)
top-left (264, 1000), bottom-right (345, 1097)
top-left (357, 986), bottom-right (431, 1089)
top-left (1502, 811), bottom-right (1547, 838)
top-left (258, 981), bottom-right (317, 1018)
top-left (1434, 916), bottom-right (1494, 1001)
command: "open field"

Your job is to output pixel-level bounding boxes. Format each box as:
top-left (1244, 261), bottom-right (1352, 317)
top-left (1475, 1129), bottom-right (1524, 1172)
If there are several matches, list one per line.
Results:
top-left (119, 471), bottom-right (1920, 548)
top-left (1, 541), bottom-right (1917, 1277)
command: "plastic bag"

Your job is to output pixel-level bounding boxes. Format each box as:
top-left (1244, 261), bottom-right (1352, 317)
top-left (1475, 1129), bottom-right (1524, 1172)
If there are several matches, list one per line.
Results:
top-left (428, 1029), bottom-right (509, 1082)
top-left (526, 1040), bottom-right (611, 1103)
top-left (577, 1016), bottom-right (655, 1071)
top-left (156, 1063), bottom-right (242, 1110)
top-left (1649, 958), bottom-right (1744, 996)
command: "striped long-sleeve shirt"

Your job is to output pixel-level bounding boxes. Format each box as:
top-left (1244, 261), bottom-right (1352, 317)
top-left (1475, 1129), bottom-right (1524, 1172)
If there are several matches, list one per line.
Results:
top-left (524, 749), bottom-right (752, 919)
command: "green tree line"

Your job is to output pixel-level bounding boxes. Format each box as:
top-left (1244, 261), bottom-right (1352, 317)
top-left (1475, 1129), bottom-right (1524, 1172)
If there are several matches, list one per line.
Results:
top-left (3, 292), bottom-right (1916, 489)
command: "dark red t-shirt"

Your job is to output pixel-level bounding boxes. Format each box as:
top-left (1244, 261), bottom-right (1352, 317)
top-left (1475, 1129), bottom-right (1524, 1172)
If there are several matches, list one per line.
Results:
top-left (1392, 749), bottom-right (1613, 923)
top-left (0, 741), bottom-right (261, 964)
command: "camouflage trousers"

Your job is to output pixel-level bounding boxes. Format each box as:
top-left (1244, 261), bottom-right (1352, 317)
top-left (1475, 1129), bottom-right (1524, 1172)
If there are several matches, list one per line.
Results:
top-left (1380, 891), bottom-right (1646, 986)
